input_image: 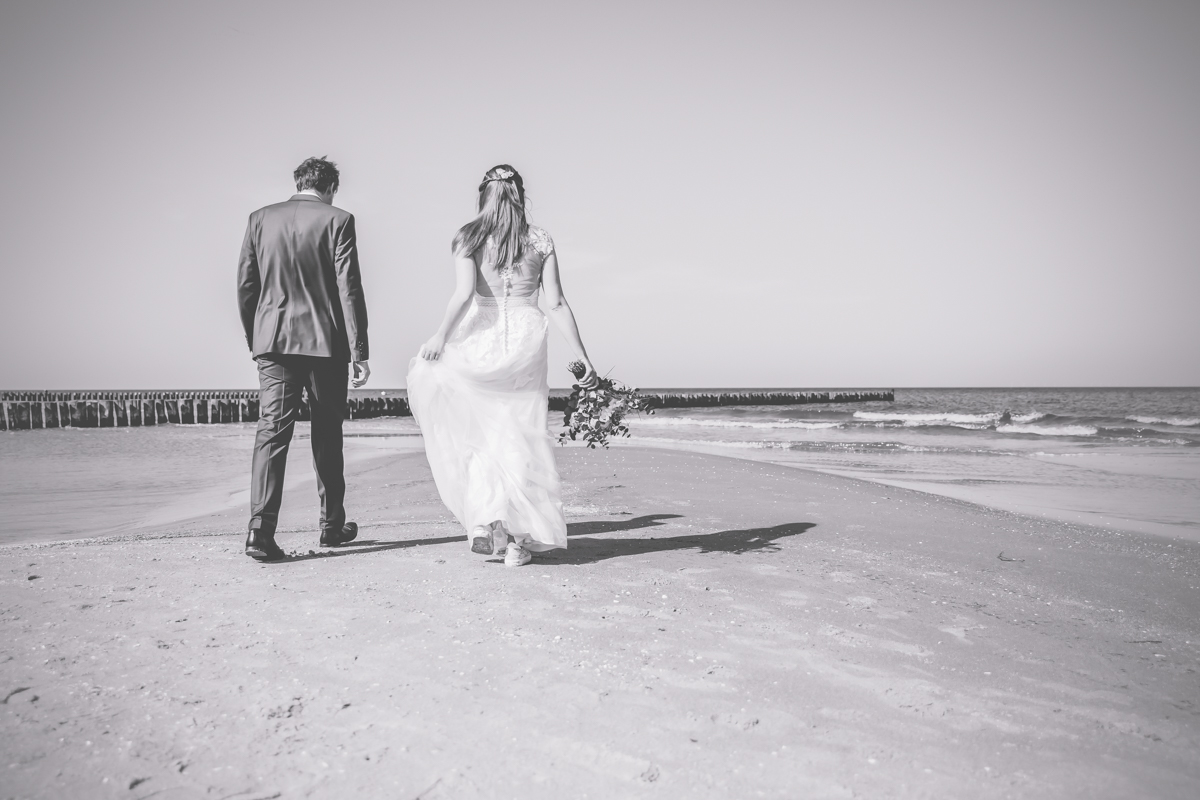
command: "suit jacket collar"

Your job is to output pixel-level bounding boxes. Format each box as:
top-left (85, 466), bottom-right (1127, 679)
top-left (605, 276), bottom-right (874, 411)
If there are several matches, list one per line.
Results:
top-left (290, 193), bottom-right (322, 202)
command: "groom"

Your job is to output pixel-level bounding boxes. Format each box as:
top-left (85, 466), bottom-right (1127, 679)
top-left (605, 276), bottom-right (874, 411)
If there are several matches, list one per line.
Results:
top-left (236, 156), bottom-right (371, 561)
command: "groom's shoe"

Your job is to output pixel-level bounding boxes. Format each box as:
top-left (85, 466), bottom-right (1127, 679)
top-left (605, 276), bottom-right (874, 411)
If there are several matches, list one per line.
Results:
top-left (320, 521), bottom-right (358, 547)
top-left (245, 530), bottom-right (286, 562)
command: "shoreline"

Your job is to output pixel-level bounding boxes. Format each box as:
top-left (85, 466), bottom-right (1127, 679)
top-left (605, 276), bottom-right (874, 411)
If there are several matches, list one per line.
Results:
top-left (2, 446), bottom-right (1198, 798)
top-left (0, 439), bottom-right (1177, 554)
top-left (2, 418), bottom-right (1197, 549)
top-left (0, 423), bottom-right (427, 546)
top-left (4, 383), bottom-right (1197, 549)
top-left (613, 437), bottom-right (1200, 544)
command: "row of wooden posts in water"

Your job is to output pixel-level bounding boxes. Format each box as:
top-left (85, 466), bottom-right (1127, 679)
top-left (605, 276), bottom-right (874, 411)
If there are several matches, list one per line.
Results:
top-left (0, 389), bottom-right (894, 431)
top-left (640, 390), bottom-right (894, 408)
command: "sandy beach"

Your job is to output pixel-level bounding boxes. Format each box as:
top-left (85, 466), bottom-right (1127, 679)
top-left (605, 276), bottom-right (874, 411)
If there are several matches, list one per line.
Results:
top-left (4, 0), bottom-right (1198, 795)
top-left (2, 445), bottom-right (1198, 799)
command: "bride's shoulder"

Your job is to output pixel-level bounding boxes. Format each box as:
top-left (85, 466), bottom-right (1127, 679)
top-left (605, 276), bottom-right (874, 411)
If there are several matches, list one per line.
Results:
top-left (526, 226), bottom-right (555, 257)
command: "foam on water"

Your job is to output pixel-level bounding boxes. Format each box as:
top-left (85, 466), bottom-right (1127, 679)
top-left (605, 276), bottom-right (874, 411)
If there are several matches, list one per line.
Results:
top-left (1128, 415), bottom-right (1200, 427)
top-left (638, 417), bottom-right (842, 431)
top-left (854, 411), bottom-right (999, 425)
top-left (633, 435), bottom-right (792, 450)
top-left (996, 423), bottom-right (1098, 436)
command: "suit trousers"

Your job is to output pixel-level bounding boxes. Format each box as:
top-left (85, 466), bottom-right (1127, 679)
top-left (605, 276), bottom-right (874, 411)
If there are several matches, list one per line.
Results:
top-left (249, 354), bottom-right (348, 536)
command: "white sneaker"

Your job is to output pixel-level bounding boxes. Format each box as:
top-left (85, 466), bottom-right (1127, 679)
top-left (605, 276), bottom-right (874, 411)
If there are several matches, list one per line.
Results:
top-left (470, 523), bottom-right (507, 555)
top-left (504, 542), bottom-right (532, 567)
top-left (469, 526), bottom-right (495, 554)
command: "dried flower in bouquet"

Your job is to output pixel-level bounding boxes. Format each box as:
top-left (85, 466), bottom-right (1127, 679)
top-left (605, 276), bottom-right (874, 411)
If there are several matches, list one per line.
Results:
top-left (559, 360), bottom-right (654, 449)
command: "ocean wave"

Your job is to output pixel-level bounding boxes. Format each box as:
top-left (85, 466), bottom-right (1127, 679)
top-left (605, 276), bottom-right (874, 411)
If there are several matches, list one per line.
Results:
top-left (1109, 436), bottom-right (1196, 446)
top-left (636, 417), bottom-right (842, 430)
top-left (788, 441), bottom-right (952, 454)
top-left (630, 435), bottom-right (1009, 456)
top-left (1127, 415), bottom-right (1200, 427)
top-left (632, 436), bottom-right (791, 450)
top-left (854, 411), bottom-right (998, 425)
top-left (996, 423), bottom-right (1097, 437)
top-left (1097, 425), bottom-right (1200, 440)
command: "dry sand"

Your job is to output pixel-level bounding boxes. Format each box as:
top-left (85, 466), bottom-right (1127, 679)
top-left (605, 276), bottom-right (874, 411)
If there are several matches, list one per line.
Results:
top-left (2, 447), bottom-right (1198, 799)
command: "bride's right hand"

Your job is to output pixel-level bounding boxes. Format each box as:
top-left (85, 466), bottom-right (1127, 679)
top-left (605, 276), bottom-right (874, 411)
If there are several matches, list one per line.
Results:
top-left (419, 334), bottom-right (447, 361)
top-left (578, 361), bottom-right (599, 388)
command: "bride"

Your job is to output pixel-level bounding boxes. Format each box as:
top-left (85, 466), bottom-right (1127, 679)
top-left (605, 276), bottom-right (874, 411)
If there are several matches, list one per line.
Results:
top-left (407, 165), bottom-right (598, 567)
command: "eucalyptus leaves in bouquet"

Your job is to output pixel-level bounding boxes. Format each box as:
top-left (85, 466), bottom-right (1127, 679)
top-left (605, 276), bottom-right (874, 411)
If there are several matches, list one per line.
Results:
top-left (559, 361), bottom-right (654, 449)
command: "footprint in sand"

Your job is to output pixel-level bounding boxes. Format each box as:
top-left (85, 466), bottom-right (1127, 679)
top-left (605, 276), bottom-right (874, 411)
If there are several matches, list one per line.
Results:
top-left (939, 616), bottom-right (987, 644)
top-left (778, 590), bottom-right (809, 608)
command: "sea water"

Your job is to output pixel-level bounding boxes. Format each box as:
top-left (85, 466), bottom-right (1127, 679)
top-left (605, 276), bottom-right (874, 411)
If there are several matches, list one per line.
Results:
top-left (623, 387), bottom-right (1200, 541)
top-left (1, 388), bottom-right (1196, 545)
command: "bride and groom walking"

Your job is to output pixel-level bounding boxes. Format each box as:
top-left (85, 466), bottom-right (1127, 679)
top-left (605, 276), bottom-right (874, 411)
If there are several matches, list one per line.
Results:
top-left (235, 157), bottom-right (598, 567)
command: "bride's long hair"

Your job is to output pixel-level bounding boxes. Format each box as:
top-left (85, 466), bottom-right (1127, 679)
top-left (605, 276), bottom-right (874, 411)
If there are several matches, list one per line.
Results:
top-left (452, 164), bottom-right (528, 270)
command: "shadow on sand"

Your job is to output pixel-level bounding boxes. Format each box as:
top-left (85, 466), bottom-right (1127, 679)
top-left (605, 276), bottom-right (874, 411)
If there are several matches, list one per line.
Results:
top-left (275, 535), bottom-right (462, 563)
top-left (543, 516), bottom-right (816, 565)
top-left (267, 514), bottom-right (815, 566)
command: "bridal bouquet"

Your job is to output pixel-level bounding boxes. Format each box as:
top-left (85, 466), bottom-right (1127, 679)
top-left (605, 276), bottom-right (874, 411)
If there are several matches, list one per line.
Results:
top-left (559, 361), bottom-right (654, 449)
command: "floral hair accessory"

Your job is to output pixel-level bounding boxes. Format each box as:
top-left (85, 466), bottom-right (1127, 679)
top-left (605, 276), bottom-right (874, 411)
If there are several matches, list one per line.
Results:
top-left (486, 168), bottom-right (515, 182)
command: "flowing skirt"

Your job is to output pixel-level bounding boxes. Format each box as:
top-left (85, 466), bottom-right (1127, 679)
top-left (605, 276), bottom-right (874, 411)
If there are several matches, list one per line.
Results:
top-left (407, 295), bottom-right (567, 551)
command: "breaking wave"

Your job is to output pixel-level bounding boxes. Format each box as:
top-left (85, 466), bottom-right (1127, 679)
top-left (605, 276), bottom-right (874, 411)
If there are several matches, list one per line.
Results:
top-left (854, 411), bottom-right (997, 425)
top-left (995, 423), bottom-right (1097, 437)
top-left (637, 417), bottom-right (842, 431)
top-left (852, 410), bottom-right (1048, 428)
top-left (631, 436), bottom-right (790, 450)
top-left (1127, 416), bottom-right (1200, 427)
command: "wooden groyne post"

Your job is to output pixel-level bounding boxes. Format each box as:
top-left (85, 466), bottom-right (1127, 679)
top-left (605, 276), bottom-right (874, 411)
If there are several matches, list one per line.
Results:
top-left (0, 390), bottom-right (261, 430)
top-left (0, 389), bottom-right (891, 430)
top-left (635, 389), bottom-right (895, 410)
top-left (545, 389), bottom-right (893, 412)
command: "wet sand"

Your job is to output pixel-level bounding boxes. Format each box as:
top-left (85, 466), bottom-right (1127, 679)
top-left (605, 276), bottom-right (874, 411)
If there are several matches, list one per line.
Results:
top-left (0, 423), bottom-right (424, 545)
top-left (2, 447), bottom-right (1198, 798)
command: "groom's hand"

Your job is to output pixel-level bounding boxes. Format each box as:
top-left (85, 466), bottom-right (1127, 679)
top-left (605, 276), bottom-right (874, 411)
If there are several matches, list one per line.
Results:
top-left (352, 361), bottom-right (370, 388)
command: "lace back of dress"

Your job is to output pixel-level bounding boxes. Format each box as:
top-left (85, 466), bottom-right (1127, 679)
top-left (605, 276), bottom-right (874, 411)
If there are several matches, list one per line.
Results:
top-left (484, 227), bottom-right (554, 356)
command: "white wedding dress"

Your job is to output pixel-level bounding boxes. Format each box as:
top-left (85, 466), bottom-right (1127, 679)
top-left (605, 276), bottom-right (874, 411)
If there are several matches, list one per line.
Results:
top-left (407, 226), bottom-right (567, 552)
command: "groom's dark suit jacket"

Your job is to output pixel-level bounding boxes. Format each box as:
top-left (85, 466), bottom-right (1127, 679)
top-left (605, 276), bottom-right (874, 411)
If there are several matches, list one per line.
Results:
top-left (237, 194), bottom-right (369, 362)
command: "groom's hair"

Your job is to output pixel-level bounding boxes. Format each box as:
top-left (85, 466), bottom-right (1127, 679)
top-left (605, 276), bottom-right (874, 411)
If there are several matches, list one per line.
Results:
top-left (293, 156), bottom-right (340, 194)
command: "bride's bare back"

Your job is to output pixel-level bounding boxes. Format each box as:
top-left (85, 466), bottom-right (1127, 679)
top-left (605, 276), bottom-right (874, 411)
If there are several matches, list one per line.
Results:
top-left (473, 226), bottom-right (555, 299)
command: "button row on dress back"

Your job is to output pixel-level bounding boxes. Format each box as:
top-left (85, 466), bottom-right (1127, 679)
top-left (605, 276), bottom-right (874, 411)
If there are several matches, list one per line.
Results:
top-left (488, 235), bottom-right (519, 355)
top-left (500, 259), bottom-right (511, 355)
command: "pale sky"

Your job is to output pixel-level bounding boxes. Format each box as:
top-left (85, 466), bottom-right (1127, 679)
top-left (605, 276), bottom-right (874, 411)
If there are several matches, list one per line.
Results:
top-left (1, 0), bottom-right (1197, 389)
